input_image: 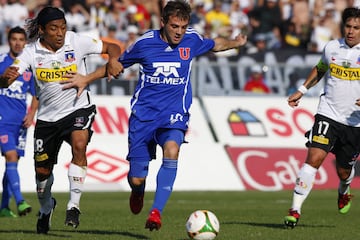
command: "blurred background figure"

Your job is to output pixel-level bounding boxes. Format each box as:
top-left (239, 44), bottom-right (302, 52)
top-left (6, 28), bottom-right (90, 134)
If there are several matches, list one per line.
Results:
top-left (190, 0), bottom-right (206, 35)
top-left (248, 0), bottom-right (282, 49)
top-left (65, 2), bottom-right (90, 32)
top-left (243, 64), bottom-right (271, 94)
top-left (100, 25), bottom-right (126, 60)
top-left (205, 0), bottom-right (230, 37)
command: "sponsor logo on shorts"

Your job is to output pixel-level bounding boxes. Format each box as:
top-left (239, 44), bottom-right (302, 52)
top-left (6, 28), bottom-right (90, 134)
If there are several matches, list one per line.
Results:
top-left (35, 153), bottom-right (49, 162)
top-left (312, 135), bottom-right (329, 145)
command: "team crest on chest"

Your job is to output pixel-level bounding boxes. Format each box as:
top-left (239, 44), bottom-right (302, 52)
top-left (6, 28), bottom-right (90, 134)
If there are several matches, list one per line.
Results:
top-left (357, 56), bottom-right (360, 65)
top-left (22, 71), bottom-right (32, 81)
top-left (178, 47), bottom-right (190, 60)
top-left (65, 51), bottom-right (76, 62)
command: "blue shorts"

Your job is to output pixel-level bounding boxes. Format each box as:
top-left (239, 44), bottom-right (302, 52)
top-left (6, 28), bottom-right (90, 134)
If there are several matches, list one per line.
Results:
top-left (0, 124), bottom-right (27, 157)
top-left (127, 114), bottom-right (187, 178)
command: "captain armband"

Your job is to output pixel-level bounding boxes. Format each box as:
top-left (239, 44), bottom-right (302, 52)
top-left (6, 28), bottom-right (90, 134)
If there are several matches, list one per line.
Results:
top-left (316, 60), bottom-right (328, 72)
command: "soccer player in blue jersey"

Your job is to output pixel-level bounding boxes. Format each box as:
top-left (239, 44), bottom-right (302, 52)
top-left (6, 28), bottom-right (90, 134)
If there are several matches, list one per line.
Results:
top-left (0, 26), bottom-right (38, 218)
top-left (62, 0), bottom-right (247, 231)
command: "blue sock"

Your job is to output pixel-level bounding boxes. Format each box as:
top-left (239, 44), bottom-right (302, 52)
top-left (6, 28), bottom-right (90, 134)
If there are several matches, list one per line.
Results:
top-left (5, 162), bottom-right (23, 205)
top-left (152, 158), bottom-right (178, 213)
top-left (1, 173), bottom-right (11, 209)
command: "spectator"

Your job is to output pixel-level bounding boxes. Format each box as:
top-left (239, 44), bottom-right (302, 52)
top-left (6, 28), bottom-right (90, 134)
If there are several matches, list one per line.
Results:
top-left (190, 0), bottom-right (206, 35)
top-left (282, 21), bottom-right (304, 49)
top-left (3, 0), bottom-right (29, 29)
top-left (246, 33), bottom-right (267, 54)
top-left (49, 0), bottom-right (65, 11)
top-left (243, 64), bottom-right (271, 93)
top-left (322, 2), bottom-right (342, 39)
top-left (124, 25), bottom-right (139, 49)
top-left (235, 0), bottom-right (254, 14)
top-left (127, 5), bottom-right (141, 31)
top-left (205, 0), bottom-right (230, 37)
top-left (88, 0), bottom-right (108, 37)
top-left (100, 25), bottom-right (126, 60)
top-left (229, 0), bottom-right (249, 37)
top-left (0, 0), bottom-right (8, 45)
top-left (132, 0), bottom-right (152, 33)
top-left (104, 0), bottom-right (128, 41)
top-left (121, 25), bottom-right (140, 82)
top-left (141, 0), bottom-right (162, 29)
top-left (65, 2), bottom-right (90, 32)
top-left (248, 0), bottom-right (282, 49)
top-left (310, 13), bottom-right (333, 52)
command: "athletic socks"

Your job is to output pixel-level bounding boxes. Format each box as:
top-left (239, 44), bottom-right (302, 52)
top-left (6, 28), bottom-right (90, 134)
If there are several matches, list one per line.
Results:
top-left (67, 163), bottom-right (87, 210)
top-left (5, 162), bottom-right (23, 205)
top-left (1, 173), bottom-right (11, 209)
top-left (338, 166), bottom-right (355, 194)
top-left (152, 158), bottom-right (178, 213)
top-left (291, 163), bottom-right (317, 213)
top-left (37, 173), bottom-right (54, 214)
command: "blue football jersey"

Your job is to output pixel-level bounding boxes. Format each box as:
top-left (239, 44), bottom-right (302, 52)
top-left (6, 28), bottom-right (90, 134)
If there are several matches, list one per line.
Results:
top-left (0, 53), bottom-right (35, 125)
top-left (120, 28), bottom-right (215, 121)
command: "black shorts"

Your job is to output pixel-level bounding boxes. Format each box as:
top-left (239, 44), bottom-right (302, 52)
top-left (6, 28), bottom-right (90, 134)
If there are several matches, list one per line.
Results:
top-left (34, 105), bottom-right (96, 168)
top-left (307, 114), bottom-right (360, 169)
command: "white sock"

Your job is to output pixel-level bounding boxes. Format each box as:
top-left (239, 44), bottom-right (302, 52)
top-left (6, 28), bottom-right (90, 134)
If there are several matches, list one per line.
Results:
top-left (338, 166), bottom-right (355, 194)
top-left (67, 163), bottom-right (87, 210)
top-left (291, 163), bottom-right (317, 213)
top-left (36, 174), bottom-right (54, 214)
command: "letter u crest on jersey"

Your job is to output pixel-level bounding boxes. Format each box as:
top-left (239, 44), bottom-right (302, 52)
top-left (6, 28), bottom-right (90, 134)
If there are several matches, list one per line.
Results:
top-left (22, 71), bottom-right (32, 81)
top-left (179, 47), bottom-right (190, 60)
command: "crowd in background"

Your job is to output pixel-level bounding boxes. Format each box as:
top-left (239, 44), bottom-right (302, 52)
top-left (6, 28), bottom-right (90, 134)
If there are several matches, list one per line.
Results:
top-left (0, 0), bottom-right (360, 55)
top-left (0, 0), bottom-right (359, 96)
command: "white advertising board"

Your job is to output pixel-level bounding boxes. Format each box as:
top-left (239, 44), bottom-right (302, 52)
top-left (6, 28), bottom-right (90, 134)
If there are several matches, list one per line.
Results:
top-left (202, 96), bottom-right (318, 147)
top-left (2, 96), bottom-right (243, 192)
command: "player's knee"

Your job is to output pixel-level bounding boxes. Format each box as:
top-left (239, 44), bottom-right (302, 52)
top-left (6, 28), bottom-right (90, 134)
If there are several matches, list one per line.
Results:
top-left (72, 141), bottom-right (87, 155)
top-left (163, 141), bottom-right (180, 159)
top-left (128, 176), bottom-right (145, 187)
top-left (35, 167), bottom-right (51, 181)
top-left (337, 167), bottom-right (352, 181)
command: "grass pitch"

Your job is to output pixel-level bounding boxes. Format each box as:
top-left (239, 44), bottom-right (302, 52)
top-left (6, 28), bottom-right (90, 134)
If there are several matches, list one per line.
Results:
top-left (0, 190), bottom-right (359, 240)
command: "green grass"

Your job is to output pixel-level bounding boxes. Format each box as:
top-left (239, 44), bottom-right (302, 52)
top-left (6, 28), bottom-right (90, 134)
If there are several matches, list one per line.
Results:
top-left (1, 190), bottom-right (359, 240)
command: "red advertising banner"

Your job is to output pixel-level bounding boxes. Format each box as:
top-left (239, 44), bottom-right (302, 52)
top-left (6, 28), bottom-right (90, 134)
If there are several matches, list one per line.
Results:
top-left (225, 146), bottom-right (360, 191)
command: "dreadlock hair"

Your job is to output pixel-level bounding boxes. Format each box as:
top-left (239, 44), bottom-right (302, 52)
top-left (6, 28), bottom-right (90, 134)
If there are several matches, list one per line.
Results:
top-left (25, 6), bottom-right (66, 43)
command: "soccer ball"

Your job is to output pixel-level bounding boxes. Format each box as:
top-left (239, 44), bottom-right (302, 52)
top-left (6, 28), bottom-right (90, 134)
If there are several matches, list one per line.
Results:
top-left (186, 210), bottom-right (220, 240)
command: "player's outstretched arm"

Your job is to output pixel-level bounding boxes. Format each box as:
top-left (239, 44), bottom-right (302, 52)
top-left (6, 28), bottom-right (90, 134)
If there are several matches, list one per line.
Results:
top-left (102, 41), bottom-right (124, 80)
top-left (212, 33), bottom-right (247, 52)
top-left (62, 60), bottom-right (123, 97)
top-left (62, 65), bottom-right (106, 97)
top-left (287, 66), bottom-right (324, 108)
